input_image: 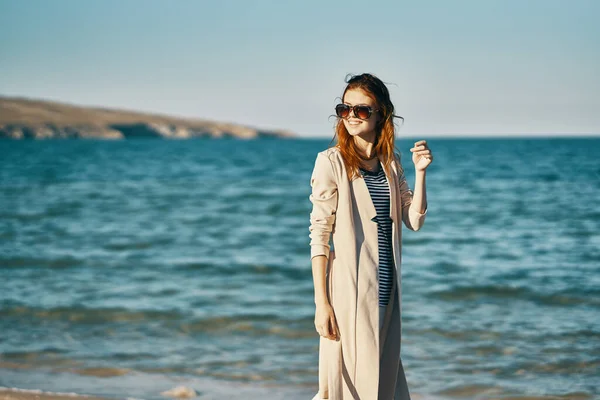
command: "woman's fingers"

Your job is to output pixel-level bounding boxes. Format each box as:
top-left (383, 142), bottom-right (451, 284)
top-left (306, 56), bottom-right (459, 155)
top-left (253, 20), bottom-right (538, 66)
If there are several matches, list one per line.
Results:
top-left (318, 323), bottom-right (329, 338)
top-left (411, 145), bottom-right (430, 152)
top-left (411, 140), bottom-right (427, 149)
top-left (332, 317), bottom-right (340, 339)
top-left (316, 321), bottom-right (332, 338)
top-left (329, 316), bottom-right (340, 340)
top-left (326, 321), bottom-right (334, 339)
top-left (316, 319), bottom-right (337, 340)
top-left (315, 306), bottom-right (339, 340)
top-left (410, 140), bottom-right (434, 162)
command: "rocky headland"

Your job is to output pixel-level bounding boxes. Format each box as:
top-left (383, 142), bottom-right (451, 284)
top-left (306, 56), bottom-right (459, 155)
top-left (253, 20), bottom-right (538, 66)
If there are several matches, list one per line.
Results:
top-left (0, 96), bottom-right (295, 140)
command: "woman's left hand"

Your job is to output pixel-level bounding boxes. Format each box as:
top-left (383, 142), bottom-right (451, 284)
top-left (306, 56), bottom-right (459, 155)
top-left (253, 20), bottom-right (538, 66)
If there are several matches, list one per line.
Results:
top-left (411, 140), bottom-right (433, 172)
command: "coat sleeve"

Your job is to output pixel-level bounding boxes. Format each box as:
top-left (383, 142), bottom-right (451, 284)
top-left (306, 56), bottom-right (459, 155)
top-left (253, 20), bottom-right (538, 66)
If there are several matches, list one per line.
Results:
top-left (308, 152), bottom-right (338, 260)
top-left (396, 152), bottom-right (427, 231)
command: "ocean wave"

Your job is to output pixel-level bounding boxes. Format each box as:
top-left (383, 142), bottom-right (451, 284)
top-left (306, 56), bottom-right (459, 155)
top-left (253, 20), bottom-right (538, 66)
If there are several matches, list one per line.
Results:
top-left (0, 305), bottom-right (184, 323)
top-left (0, 256), bottom-right (82, 269)
top-left (428, 284), bottom-right (600, 307)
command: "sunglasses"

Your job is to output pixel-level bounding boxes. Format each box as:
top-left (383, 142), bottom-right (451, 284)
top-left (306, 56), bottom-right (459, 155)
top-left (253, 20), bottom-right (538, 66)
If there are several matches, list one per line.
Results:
top-left (335, 103), bottom-right (379, 120)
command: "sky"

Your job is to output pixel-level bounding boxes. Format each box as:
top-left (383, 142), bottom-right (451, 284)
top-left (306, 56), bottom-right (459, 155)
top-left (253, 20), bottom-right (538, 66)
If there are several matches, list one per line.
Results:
top-left (1, 0), bottom-right (599, 138)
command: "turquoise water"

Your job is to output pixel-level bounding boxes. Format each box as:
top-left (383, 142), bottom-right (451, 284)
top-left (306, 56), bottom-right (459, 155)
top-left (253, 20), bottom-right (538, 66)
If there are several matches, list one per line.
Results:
top-left (1, 137), bottom-right (598, 399)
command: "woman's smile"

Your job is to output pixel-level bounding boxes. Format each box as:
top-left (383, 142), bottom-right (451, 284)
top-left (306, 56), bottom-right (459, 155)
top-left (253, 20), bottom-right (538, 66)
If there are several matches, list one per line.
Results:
top-left (341, 89), bottom-right (380, 138)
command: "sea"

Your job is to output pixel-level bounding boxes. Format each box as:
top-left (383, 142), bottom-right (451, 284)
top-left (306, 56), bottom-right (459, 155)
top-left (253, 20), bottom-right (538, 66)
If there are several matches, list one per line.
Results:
top-left (0, 137), bottom-right (598, 400)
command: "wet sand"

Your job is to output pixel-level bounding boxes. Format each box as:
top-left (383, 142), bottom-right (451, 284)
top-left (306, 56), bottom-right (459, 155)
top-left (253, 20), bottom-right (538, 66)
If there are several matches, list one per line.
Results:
top-left (0, 388), bottom-right (110, 400)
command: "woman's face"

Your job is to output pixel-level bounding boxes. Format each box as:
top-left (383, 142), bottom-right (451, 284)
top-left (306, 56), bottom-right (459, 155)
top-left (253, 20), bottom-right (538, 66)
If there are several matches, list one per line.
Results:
top-left (341, 88), bottom-right (381, 139)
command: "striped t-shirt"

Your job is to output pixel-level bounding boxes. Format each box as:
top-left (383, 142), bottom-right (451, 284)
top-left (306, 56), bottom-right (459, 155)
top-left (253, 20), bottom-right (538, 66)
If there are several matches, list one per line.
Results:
top-left (360, 163), bottom-right (395, 307)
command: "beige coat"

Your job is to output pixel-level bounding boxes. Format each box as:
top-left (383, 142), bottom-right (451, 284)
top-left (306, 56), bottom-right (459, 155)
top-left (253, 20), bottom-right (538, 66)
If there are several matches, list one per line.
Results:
top-left (309, 146), bottom-right (427, 400)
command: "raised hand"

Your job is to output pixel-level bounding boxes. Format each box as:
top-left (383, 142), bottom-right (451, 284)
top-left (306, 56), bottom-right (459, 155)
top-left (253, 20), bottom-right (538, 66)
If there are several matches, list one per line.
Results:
top-left (410, 140), bottom-right (433, 172)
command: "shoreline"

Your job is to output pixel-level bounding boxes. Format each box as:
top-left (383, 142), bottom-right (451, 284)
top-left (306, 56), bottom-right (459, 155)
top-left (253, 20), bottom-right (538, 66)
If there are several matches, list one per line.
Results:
top-left (0, 388), bottom-right (113, 400)
top-left (1, 384), bottom-right (594, 400)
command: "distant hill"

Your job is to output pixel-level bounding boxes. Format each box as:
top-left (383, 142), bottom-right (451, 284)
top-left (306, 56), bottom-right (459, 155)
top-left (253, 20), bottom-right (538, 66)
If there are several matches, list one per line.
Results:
top-left (0, 96), bottom-right (296, 139)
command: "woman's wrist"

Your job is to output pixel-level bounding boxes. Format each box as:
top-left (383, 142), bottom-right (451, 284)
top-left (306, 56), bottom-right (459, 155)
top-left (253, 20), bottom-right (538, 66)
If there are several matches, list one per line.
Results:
top-left (314, 297), bottom-right (330, 307)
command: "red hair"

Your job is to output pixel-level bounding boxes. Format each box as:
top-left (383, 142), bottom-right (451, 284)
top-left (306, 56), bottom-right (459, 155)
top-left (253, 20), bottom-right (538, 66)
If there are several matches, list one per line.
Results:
top-left (330, 73), bottom-right (404, 181)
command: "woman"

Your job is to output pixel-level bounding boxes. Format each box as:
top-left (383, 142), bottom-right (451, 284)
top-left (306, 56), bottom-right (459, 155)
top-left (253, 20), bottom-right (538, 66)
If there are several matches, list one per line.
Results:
top-left (309, 73), bottom-right (433, 400)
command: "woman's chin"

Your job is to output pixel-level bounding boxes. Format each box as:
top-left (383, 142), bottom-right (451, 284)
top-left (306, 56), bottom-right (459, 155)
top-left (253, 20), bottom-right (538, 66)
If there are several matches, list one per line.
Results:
top-left (348, 130), bottom-right (375, 140)
top-left (346, 127), bottom-right (365, 136)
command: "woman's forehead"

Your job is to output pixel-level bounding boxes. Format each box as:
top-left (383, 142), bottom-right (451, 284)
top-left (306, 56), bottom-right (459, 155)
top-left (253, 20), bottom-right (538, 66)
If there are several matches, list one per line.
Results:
top-left (343, 88), bottom-right (376, 105)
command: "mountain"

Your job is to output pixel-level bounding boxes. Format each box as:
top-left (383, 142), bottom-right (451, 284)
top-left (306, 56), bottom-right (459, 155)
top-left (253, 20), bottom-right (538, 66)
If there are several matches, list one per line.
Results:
top-left (0, 96), bottom-right (295, 139)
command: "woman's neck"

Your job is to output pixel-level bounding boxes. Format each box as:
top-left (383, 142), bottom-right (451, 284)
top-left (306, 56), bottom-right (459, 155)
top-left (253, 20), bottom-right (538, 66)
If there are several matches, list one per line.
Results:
top-left (353, 132), bottom-right (377, 159)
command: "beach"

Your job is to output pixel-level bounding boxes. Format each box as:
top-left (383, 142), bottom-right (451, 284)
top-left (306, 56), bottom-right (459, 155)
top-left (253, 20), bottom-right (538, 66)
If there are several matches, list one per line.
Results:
top-left (0, 388), bottom-right (109, 400)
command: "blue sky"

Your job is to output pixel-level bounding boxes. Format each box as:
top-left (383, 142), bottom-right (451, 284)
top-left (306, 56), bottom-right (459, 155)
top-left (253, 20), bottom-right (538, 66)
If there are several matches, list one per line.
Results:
top-left (1, 0), bottom-right (598, 137)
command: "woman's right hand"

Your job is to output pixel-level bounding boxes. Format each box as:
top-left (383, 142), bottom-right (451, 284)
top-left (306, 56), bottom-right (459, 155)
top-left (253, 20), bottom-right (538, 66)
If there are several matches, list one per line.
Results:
top-left (314, 302), bottom-right (340, 341)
